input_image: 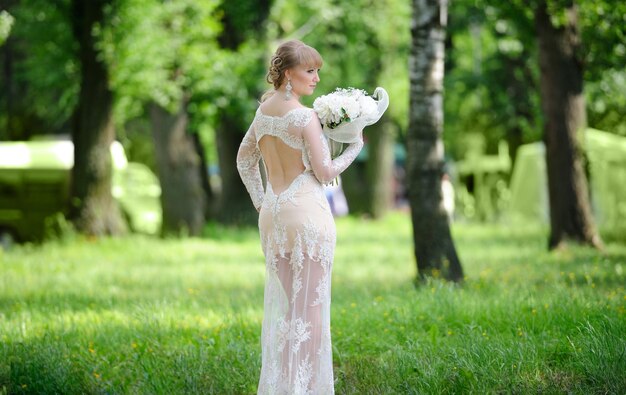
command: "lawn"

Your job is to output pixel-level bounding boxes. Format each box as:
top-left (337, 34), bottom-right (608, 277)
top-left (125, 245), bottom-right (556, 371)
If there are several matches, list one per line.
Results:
top-left (1, 212), bottom-right (625, 394)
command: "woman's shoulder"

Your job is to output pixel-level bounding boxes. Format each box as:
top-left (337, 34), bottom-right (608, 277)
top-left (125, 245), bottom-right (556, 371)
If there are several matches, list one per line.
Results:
top-left (290, 106), bottom-right (317, 127)
top-left (257, 100), bottom-right (308, 115)
top-left (256, 103), bottom-right (315, 125)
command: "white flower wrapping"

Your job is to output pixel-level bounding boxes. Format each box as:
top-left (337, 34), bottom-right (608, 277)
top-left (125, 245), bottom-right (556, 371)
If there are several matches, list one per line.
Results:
top-left (313, 87), bottom-right (389, 157)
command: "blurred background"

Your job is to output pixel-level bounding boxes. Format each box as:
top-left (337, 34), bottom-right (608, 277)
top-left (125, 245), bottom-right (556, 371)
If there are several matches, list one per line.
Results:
top-left (1, 3), bottom-right (625, 392)
top-left (0, 0), bottom-right (624, 243)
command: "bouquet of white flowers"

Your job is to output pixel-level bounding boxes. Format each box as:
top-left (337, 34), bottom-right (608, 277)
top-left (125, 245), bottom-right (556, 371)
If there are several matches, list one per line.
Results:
top-left (313, 87), bottom-right (389, 157)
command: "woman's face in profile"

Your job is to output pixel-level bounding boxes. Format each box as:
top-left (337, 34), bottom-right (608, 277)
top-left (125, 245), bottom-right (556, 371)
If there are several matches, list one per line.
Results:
top-left (287, 65), bottom-right (321, 97)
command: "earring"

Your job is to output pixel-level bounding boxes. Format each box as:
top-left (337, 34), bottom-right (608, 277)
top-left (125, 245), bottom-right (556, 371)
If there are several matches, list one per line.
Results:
top-left (285, 79), bottom-right (293, 101)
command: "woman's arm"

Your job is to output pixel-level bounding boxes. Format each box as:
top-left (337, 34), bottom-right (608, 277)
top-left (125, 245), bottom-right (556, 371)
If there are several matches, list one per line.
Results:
top-left (236, 124), bottom-right (264, 211)
top-left (302, 112), bottom-right (364, 185)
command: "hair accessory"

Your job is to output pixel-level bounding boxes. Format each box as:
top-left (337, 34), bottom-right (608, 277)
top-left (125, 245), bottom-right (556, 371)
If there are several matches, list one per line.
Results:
top-left (285, 79), bottom-right (293, 101)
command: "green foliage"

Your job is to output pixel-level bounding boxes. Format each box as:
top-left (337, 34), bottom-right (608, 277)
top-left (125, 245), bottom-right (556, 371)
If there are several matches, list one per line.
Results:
top-left (203, 41), bottom-right (267, 118)
top-left (579, 2), bottom-right (626, 137)
top-left (445, 0), bottom-right (626, 159)
top-left (0, 10), bottom-right (14, 44)
top-left (445, 1), bottom-right (542, 158)
top-left (1, 0), bottom-right (623, 166)
top-left (94, 0), bottom-right (223, 166)
top-left (1, 213), bottom-right (625, 393)
top-left (579, 1), bottom-right (626, 80)
top-left (4, 0), bottom-right (78, 136)
top-left (586, 70), bottom-right (626, 136)
top-left (99, 0), bottom-right (222, 117)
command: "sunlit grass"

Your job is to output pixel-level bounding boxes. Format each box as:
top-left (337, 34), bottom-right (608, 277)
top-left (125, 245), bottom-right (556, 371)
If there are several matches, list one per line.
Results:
top-left (1, 212), bottom-right (625, 394)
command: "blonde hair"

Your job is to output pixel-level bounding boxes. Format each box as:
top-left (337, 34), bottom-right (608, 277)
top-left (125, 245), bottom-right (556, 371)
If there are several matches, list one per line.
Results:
top-left (261, 40), bottom-right (323, 102)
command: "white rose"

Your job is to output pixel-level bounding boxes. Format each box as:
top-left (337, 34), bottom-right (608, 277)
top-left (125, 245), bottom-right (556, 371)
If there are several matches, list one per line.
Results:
top-left (313, 100), bottom-right (333, 125)
top-left (340, 96), bottom-right (360, 121)
top-left (358, 95), bottom-right (378, 119)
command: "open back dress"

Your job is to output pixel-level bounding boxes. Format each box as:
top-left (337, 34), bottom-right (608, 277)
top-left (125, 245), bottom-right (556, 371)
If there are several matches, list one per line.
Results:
top-left (237, 106), bottom-right (363, 394)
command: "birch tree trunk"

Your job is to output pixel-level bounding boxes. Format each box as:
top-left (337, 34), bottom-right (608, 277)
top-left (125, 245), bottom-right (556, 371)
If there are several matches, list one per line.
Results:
top-left (534, 0), bottom-right (602, 250)
top-left (69, 0), bottom-right (126, 235)
top-left (407, 0), bottom-right (463, 282)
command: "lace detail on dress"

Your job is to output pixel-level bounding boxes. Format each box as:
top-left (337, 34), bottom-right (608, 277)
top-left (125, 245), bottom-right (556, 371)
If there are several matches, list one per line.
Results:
top-left (256, 174), bottom-right (337, 394)
top-left (290, 236), bottom-right (304, 304)
top-left (292, 109), bottom-right (314, 128)
top-left (236, 125), bottom-right (264, 210)
top-left (304, 129), bottom-right (364, 185)
top-left (294, 354), bottom-right (314, 395)
top-left (254, 108), bottom-right (313, 150)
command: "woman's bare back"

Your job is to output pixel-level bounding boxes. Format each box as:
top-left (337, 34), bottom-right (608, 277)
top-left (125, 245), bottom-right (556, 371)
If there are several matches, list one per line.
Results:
top-left (258, 97), bottom-right (308, 194)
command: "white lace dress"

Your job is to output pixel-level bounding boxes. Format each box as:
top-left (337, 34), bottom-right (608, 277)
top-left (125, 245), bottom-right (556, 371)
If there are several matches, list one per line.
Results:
top-left (237, 107), bottom-right (363, 394)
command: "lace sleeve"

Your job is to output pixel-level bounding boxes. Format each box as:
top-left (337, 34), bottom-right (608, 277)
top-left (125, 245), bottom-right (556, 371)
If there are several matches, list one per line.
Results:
top-left (302, 112), bottom-right (364, 185)
top-left (236, 123), bottom-right (264, 210)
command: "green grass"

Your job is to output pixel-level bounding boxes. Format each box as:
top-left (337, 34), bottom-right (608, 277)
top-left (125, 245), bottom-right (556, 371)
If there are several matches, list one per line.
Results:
top-left (1, 213), bottom-right (625, 394)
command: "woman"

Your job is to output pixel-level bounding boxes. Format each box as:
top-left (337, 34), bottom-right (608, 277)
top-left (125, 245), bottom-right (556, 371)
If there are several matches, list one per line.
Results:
top-left (236, 40), bottom-right (364, 394)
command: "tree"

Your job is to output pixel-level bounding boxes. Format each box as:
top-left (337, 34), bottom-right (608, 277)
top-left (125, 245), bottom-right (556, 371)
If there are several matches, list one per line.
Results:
top-left (407, 0), bottom-right (463, 281)
top-left (150, 99), bottom-right (206, 236)
top-left (362, 120), bottom-right (395, 218)
top-left (213, 0), bottom-right (272, 225)
top-left (69, 0), bottom-right (126, 235)
top-left (143, 1), bottom-right (215, 236)
top-left (444, 0), bottom-right (625, 166)
top-left (534, 0), bottom-right (602, 249)
top-left (444, 1), bottom-right (542, 167)
top-left (100, 0), bottom-right (221, 236)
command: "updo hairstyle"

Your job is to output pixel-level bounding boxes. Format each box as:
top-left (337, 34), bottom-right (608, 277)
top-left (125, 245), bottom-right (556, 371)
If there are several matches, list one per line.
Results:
top-left (265, 40), bottom-right (323, 91)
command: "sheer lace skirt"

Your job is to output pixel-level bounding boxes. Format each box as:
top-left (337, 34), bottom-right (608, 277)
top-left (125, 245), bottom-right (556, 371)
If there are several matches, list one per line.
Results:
top-left (258, 172), bottom-right (336, 394)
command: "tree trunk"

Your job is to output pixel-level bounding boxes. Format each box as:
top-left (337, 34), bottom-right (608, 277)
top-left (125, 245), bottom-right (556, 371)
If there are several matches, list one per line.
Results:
top-left (407, 0), bottom-right (463, 282)
top-left (215, 112), bottom-right (258, 224)
top-left (341, 120), bottom-right (394, 218)
top-left (341, 158), bottom-right (367, 215)
top-left (534, 0), bottom-right (602, 250)
top-left (150, 101), bottom-right (206, 236)
top-left (365, 120), bottom-right (395, 218)
top-left (69, 0), bottom-right (126, 235)
top-left (191, 132), bottom-right (215, 218)
top-left (501, 54), bottom-right (534, 169)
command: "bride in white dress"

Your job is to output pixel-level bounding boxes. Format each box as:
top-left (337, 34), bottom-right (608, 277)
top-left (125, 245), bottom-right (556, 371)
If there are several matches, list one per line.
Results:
top-left (237, 40), bottom-right (364, 394)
